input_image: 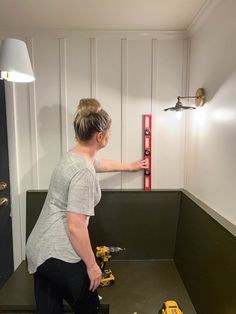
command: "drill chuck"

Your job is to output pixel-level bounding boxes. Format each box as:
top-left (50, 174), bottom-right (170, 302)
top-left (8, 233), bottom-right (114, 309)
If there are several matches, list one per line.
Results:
top-left (107, 246), bottom-right (126, 255)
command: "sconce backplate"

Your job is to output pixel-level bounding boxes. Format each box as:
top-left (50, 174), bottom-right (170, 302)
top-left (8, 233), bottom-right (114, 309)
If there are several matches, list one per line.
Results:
top-left (195, 88), bottom-right (205, 107)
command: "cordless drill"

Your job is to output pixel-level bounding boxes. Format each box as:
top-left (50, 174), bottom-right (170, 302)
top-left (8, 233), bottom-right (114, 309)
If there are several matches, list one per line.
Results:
top-left (96, 246), bottom-right (125, 287)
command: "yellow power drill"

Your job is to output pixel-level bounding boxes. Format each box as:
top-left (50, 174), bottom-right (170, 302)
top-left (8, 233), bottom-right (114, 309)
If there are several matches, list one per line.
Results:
top-left (159, 300), bottom-right (183, 314)
top-left (96, 246), bottom-right (125, 287)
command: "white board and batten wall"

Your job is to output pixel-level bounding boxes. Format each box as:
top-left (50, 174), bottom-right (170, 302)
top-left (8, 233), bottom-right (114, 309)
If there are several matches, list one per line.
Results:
top-left (0, 31), bottom-right (188, 268)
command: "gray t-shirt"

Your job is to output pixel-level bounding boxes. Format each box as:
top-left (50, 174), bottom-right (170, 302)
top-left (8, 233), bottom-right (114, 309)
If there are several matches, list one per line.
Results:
top-left (26, 151), bottom-right (101, 274)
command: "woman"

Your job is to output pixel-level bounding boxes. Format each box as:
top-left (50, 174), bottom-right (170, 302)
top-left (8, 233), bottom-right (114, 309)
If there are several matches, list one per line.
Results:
top-left (26, 98), bottom-right (147, 314)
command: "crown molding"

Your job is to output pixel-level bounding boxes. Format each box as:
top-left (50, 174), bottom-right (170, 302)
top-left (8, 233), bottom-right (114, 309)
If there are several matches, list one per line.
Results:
top-left (187, 0), bottom-right (222, 36)
top-left (0, 29), bottom-right (188, 41)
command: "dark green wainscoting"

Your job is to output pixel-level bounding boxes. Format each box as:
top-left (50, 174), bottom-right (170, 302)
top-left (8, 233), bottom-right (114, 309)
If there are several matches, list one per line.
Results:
top-left (175, 193), bottom-right (236, 314)
top-left (26, 191), bottom-right (48, 240)
top-left (89, 190), bottom-right (181, 259)
top-left (25, 189), bottom-right (236, 314)
top-left (26, 190), bottom-right (181, 259)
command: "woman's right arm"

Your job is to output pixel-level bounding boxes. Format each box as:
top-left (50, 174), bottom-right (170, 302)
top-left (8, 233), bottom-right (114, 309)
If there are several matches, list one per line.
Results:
top-left (67, 211), bottom-right (102, 292)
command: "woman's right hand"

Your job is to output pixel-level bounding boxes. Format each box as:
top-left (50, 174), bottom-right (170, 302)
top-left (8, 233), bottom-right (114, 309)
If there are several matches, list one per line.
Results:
top-left (86, 263), bottom-right (102, 292)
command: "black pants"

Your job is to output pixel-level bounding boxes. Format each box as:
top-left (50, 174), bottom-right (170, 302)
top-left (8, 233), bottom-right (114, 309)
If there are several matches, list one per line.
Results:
top-left (33, 258), bottom-right (100, 314)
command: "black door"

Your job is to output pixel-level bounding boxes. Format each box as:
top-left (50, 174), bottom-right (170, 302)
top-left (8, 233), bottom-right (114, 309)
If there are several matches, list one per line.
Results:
top-left (0, 79), bottom-right (14, 288)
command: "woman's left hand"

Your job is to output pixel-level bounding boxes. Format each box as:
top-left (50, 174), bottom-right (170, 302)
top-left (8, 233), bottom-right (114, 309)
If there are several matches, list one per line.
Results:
top-left (129, 159), bottom-right (148, 171)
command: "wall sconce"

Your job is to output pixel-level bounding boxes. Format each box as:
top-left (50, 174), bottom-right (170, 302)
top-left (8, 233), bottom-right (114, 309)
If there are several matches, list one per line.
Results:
top-left (0, 38), bottom-right (35, 83)
top-left (164, 88), bottom-right (205, 120)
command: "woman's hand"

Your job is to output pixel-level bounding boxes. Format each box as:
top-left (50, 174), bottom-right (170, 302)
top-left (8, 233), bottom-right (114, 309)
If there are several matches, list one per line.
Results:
top-left (129, 159), bottom-right (148, 171)
top-left (87, 262), bottom-right (102, 292)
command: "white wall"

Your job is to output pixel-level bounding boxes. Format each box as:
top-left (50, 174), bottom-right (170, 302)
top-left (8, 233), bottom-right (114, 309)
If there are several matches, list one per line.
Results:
top-left (0, 31), bottom-right (187, 268)
top-left (185, 0), bottom-right (236, 225)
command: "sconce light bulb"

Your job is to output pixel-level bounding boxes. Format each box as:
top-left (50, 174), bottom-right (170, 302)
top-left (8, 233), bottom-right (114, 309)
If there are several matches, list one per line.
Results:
top-left (176, 111), bottom-right (183, 120)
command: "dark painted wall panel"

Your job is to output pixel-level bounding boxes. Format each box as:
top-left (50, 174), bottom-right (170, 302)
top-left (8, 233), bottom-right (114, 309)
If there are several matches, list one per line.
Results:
top-left (26, 191), bottom-right (47, 241)
top-left (89, 191), bottom-right (181, 259)
top-left (26, 190), bottom-right (181, 259)
top-left (175, 193), bottom-right (236, 314)
top-left (26, 190), bottom-right (236, 313)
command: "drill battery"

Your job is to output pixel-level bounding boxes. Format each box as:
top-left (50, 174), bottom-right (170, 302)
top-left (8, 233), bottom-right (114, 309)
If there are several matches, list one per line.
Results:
top-left (159, 300), bottom-right (183, 314)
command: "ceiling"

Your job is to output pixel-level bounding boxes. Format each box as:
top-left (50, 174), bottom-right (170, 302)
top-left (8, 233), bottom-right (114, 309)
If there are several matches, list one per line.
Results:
top-left (0, 0), bottom-right (208, 31)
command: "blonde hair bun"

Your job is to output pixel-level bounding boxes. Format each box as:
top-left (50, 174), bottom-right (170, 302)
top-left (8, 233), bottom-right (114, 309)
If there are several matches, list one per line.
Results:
top-left (74, 98), bottom-right (111, 142)
top-left (77, 98), bottom-right (102, 117)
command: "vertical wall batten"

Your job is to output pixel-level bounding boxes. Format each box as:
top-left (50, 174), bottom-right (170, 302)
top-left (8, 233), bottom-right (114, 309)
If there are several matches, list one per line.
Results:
top-left (151, 39), bottom-right (158, 188)
top-left (5, 83), bottom-right (23, 269)
top-left (181, 39), bottom-right (190, 97)
top-left (121, 38), bottom-right (128, 189)
top-left (26, 37), bottom-right (39, 189)
top-left (90, 38), bottom-right (97, 98)
top-left (13, 81), bottom-right (26, 263)
top-left (151, 39), bottom-right (158, 114)
top-left (12, 83), bottom-right (22, 265)
top-left (12, 84), bottom-right (21, 207)
top-left (59, 38), bottom-right (69, 154)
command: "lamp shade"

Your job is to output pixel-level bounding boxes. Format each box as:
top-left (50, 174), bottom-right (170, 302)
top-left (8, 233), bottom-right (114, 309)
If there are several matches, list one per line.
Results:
top-left (0, 38), bottom-right (35, 82)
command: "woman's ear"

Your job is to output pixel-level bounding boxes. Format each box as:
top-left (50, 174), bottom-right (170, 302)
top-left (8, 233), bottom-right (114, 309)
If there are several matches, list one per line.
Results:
top-left (96, 132), bottom-right (103, 143)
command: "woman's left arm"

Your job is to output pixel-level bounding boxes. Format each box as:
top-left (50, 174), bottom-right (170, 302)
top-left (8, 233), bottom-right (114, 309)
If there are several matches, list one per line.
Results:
top-left (95, 159), bottom-right (148, 172)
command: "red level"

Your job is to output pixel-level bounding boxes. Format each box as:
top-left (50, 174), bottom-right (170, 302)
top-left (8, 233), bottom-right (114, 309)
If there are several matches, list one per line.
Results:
top-left (143, 114), bottom-right (152, 190)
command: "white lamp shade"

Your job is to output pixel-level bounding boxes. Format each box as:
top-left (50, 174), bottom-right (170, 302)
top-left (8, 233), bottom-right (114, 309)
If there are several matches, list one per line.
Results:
top-left (0, 38), bottom-right (35, 82)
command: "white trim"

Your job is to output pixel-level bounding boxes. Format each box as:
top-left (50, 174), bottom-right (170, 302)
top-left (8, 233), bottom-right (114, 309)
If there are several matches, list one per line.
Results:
top-left (181, 39), bottom-right (190, 99)
top-left (151, 39), bottom-right (158, 114)
top-left (5, 82), bottom-right (22, 270)
top-left (27, 37), bottom-right (39, 189)
top-left (187, 0), bottom-right (222, 35)
top-left (0, 29), bottom-right (187, 40)
top-left (151, 39), bottom-right (158, 189)
top-left (121, 39), bottom-right (128, 189)
top-left (182, 189), bottom-right (236, 237)
top-left (90, 38), bottom-right (97, 98)
top-left (59, 38), bottom-right (69, 154)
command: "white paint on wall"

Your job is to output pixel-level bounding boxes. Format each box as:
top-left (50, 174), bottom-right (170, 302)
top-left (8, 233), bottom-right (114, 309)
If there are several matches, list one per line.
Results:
top-left (33, 37), bottom-right (61, 188)
top-left (96, 38), bottom-right (122, 189)
top-left (125, 39), bottom-right (152, 188)
top-left (66, 36), bottom-right (91, 149)
top-left (1, 1), bottom-right (235, 271)
top-left (1, 31), bottom-right (187, 268)
top-left (153, 39), bottom-right (186, 188)
top-left (185, 0), bottom-right (236, 225)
